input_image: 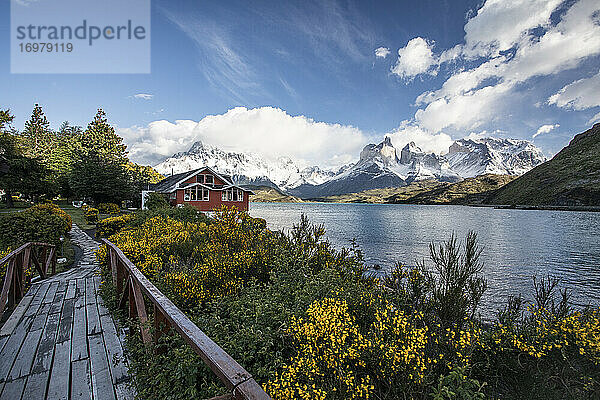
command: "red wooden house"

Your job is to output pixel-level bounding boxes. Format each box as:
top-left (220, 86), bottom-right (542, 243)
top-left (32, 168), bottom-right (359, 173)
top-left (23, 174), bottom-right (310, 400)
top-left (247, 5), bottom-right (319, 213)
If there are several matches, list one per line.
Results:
top-left (148, 167), bottom-right (253, 212)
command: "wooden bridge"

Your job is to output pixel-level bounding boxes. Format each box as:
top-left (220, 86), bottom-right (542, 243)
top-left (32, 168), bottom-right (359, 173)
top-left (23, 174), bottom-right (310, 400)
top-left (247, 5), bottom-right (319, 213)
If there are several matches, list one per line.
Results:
top-left (0, 225), bottom-right (270, 400)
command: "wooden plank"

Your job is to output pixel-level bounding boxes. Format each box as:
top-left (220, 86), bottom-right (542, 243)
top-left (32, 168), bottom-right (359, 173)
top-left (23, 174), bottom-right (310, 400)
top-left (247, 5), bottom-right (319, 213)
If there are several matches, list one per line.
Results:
top-left (86, 301), bottom-right (102, 336)
top-left (47, 340), bottom-right (70, 400)
top-left (23, 282), bottom-right (50, 318)
top-left (49, 288), bottom-right (66, 315)
top-left (0, 316), bottom-right (32, 383)
top-left (31, 312), bottom-right (60, 374)
top-left (85, 278), bottom-right (96, 305)
top-left (89, 333), bottom-right (116, 400)
top-left (43, 281), bottom-right (59, 304)
top-left (8, 327), bottom-right (43, 380)
top-left (56, 298), bottom-right (74, 344)
top-left (99, 314), bottom-right (128, 385)
top-left (71, 359), bottom-right (93, 400)
top-left (94, 277), bottom-right (110, 316)
top-left (65, 280), bottom-right (76, 299)
top-left (22, 371), bottom-right (49, 400)
top-left (0, 337), bottom-right (8, 354)
top-left (75, 279), bottom-right (86, 307)
top-left (71, 305), bottom-right (88, 361)
top-left (0, 295), bottom-right (33, 337)
top-left (30, 304), bottom-right (50, 331)
top-left (0, 376), bottom-right (25, 400)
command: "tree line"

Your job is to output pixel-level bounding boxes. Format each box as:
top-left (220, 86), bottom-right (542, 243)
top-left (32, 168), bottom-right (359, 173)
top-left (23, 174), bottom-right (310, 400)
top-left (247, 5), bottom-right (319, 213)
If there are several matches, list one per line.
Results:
top-left (0, 104), bottom-right (163, 207)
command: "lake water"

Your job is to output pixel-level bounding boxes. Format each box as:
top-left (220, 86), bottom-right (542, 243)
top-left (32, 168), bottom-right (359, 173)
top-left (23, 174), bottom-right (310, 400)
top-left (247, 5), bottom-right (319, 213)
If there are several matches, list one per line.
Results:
top-left (249, 202), bottom-right (600, 314)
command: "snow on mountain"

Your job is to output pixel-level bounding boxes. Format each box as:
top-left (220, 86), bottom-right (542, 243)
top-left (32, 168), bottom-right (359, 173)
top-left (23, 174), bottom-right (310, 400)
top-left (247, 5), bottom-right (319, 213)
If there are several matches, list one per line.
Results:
top-left (288, 137), bottom-right (461, 198)
top-left (153, 141), bottom-right (333, 190)
top-left (153, 136), bottom-right (545, 198)
top-left (447, 137), bottom-right (546, 178)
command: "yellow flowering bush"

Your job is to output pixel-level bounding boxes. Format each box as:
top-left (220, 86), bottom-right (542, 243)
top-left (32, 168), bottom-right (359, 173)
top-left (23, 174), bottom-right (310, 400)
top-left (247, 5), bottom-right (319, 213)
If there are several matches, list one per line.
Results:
top-left (98, 202), bottom-right (120, 214)
top-left (96, 213), bottom-right (135, 238)
top-left (84, 207), bottom-right (99, 224)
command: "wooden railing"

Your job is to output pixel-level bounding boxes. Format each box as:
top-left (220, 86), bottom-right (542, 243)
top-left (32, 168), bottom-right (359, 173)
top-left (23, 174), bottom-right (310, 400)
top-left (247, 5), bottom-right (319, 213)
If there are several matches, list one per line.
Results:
top-left (0, 242), bottom-right (57, 319)
top-left (102, 239), bottom-right (271, 400)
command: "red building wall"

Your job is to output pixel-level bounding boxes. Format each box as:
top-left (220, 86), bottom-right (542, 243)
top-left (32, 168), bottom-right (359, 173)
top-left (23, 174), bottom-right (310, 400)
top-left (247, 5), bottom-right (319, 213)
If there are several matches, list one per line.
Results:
top-left (172, 189), bottom-right (249, 211)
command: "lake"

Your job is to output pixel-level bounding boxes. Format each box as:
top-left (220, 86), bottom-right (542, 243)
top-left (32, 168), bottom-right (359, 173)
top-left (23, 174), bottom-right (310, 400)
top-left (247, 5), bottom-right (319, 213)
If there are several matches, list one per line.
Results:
top-left (249, 202), bottom-right (600, 314)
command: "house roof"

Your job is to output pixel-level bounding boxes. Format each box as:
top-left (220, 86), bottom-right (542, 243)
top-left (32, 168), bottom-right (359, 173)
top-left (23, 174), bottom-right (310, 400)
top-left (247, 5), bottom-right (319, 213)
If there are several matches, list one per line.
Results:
top-left (151, 167), bottom-right (252, 193)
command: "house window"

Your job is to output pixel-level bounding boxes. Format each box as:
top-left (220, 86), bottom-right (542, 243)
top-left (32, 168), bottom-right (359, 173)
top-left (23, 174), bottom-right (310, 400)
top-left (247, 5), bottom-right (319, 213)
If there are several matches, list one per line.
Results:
top-left (205, 175), bottom-right (214, 184)
top-left (184, 187), bottom-right (210, 201)
top-left (222, 188), bottom-right (244, 202)
top-left (170, 192), bottom-right (176, 200)
top-left (197, 175), bottom-right (204, 184)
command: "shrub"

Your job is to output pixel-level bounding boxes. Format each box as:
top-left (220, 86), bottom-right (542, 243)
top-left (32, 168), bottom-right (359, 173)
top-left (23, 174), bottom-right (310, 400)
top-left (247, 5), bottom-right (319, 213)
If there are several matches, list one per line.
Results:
top-left (98, 202), bottom-right (120, 214)
top-left (84, 207), bottom-right (99, 224)
top-left (96, 213), bottom-right (135, 238)
top-left (145, 192), bottom-right (169, 210)
top-left (0, 203), bottom-right (72, 249)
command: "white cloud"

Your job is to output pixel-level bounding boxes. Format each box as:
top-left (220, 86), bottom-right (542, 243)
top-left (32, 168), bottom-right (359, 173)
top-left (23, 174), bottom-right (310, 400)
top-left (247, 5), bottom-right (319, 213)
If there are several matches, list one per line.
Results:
top-left (462, 0), bottom-right (563, 57)
top-left (119, 107), bottom-right (367, 167)
top-left (588, 111), bottom-right (600, 125)
top-left (386, 121), bottom-right (454, 155)
top-left (548, 70), bottom-right (600, 110)
top-left (533, 123), bottom-right (560, 138)
top-left (391, 37), bottom-right (438, 80)
top-left (404, 0), bottom-right (600, 133)
top-left (375, 47), bottom-right (390, 58)
top-left (133, 93), bottom-right (154, 100)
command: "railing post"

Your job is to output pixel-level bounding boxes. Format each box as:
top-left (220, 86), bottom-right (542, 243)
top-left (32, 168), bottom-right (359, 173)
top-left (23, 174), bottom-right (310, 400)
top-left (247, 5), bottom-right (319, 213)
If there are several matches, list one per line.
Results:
top-left (51, 246), bottom-right (56, 275)
top-left (39, 246), bottom-right (47, 277)
top-left (116, 259), bottom-right (124, 298)
top-left (23, 246), bottom-right (31, 286)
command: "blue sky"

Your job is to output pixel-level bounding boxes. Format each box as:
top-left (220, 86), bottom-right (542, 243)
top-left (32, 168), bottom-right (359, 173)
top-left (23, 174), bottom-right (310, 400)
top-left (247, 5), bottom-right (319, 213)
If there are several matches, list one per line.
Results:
top-left (1, 0), bottom-right (599, 167)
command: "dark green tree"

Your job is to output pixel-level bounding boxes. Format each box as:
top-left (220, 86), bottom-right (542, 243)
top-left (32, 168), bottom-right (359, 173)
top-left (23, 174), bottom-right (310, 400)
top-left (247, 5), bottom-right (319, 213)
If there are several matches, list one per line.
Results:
top-left (0, 109), bottom-right (49, 206)
top-left (21, 103), bottom-right (52, 160)
top-left (69, 109), bottom-right (131, 205)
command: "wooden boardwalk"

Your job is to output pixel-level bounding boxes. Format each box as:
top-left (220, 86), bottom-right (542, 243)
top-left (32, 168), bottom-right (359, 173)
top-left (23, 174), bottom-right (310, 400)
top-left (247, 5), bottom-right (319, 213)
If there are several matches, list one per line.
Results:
top-left (0, 225), bottom-right (134, 400)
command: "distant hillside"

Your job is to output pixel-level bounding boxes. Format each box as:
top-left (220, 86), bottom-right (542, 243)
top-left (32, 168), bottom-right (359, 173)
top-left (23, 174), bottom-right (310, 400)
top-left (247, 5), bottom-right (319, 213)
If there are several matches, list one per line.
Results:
top-left (318, 180), bottom-right (442, 203)
top-left (388, 174), bottom-right (516, 204)
top-left (249, 186), bottom-right (303, 203)
top-left (486, 124), bottom-right (600, 206)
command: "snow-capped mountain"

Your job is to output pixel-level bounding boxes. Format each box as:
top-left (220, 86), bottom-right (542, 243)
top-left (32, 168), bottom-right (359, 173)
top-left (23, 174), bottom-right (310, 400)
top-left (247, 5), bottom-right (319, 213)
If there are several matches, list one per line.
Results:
top-left (288, 137), bottom-right (460, 198)
top-left (154, 136), bottom-right (546, 198)
top-left (154, 141), bottom-right (334, 190)
top-left (447, 137), bottom-right (546, 178)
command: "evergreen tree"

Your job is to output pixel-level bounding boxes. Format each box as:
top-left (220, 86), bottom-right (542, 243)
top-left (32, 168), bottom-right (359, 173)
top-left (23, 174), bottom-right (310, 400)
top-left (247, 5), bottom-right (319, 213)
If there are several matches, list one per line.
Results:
top-left (22, 103), bottom-right (52, 160)
top-left (69, 109), bottom-right (131, 204)
top-left (0, 109), bottom-right (49, 206)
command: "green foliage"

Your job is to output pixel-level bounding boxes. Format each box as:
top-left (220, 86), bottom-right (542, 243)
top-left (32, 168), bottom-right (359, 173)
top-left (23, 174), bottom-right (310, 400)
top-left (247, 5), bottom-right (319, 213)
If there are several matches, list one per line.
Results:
top-left (96, 214), bottom-right (134, 238)
top-left (70, 153), bottom-right (131, 205)
top-left (98, 202), bottom-right (120, 214)
top-left (97, 213), bottom-right (599, 400)
top-left (145, 192), bottom-right (169, 210)
top-left (84, 207), bottom-right (99, 224)
top-left (431, 366), bottom-right (486, 400)
top-left (0, 203), bottom-right (71, 248)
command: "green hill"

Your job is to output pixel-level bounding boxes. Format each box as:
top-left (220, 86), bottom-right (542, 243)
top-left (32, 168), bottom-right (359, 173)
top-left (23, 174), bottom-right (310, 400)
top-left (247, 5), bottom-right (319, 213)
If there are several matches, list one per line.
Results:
top-left (389, 174), bottom-right (516, 204)
top-left (486, 124), bottom-right (600, 206)
top-left (249, 186), bottom-right (303, 203)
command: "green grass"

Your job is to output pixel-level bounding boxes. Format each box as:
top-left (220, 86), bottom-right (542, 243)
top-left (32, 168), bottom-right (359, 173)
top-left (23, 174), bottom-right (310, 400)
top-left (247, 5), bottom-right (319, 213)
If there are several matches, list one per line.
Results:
top-left (60, 205), bottom-right (95, 229)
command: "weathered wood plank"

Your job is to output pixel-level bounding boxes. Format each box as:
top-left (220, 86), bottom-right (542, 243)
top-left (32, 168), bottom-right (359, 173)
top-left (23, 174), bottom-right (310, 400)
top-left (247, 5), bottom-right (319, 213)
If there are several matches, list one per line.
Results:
top-left (89, 333), bottom-right (116, 400)
top-left (47, 340), bottom-right (70, 400)
top-left (8, 327), bottom-right (43, 380)
top-left (56, 298), bottom-right (74, 344)
top-left (85, 278), bottom-right (96, 306)
top-left (65, 280), bottom-right (76, 299)
top-left (0, 316), bottom-right (31, 383)
top-left (42, 281), bottom-right (59, 304)
top-left (30, 304), bottom-right (50, 331)
top-left (22, 371), bottom-right (49, 400)
top-left (31, 312), bottom-right (60, 374)
top-left (71, 305), bottom-right (88, 361)
top-left (0, 376), bottom-right (25, 400)
top-left (71, 358), bottom-right (93, 400)
top-left (94, 276), bottom-right (110, 316)
top-left (0, 295), bottom-right (33, 337)
top-left (99, 314), bottom-right (128, 385)
top-left (86, 301), bottom-right (102, 336)
top-left (49, 289), bottom-right (66, 315)
top-left (75, 279), bottom-right (86, 308)
top-left (0, 337), bottom-right (8, 354)
top-left (23, 282), bottom-right (49, 318)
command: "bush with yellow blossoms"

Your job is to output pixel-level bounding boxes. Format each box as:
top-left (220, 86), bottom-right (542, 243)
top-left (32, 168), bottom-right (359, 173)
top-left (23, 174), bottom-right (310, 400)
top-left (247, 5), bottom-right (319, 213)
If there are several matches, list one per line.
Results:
top-left (96, 208), bottom-right (600, 400)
